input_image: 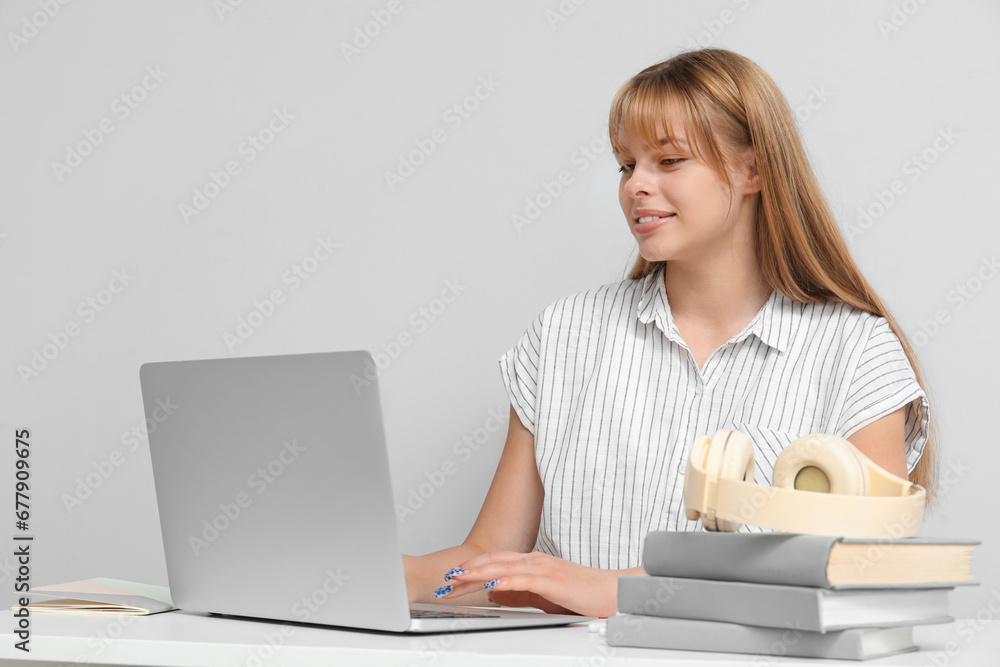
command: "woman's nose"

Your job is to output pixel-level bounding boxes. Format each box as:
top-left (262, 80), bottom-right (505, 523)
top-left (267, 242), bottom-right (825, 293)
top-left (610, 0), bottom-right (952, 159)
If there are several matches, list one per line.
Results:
top-left (624, 165), bottom-right (654, 198)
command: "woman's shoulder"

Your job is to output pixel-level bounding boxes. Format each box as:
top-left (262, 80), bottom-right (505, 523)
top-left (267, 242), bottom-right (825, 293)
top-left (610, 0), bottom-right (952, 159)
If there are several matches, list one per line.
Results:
top-left (533, 273), bottom-right (646, 326)
top-left (783, 293), bottom-right (891, 342)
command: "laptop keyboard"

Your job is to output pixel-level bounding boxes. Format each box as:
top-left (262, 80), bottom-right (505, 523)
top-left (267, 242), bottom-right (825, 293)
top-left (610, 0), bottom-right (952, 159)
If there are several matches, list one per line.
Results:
top-left (410, 609), bottom-right (501, 619)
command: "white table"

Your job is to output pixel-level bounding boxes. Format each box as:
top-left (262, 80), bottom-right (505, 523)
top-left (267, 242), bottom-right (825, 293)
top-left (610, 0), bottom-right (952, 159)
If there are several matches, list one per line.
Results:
top-left (1, 610), bottom-right (996, 666)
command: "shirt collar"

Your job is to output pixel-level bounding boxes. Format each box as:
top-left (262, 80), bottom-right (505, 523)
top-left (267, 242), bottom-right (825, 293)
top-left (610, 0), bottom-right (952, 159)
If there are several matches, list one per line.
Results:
top-left (636, 263), bottom-right (793, 353)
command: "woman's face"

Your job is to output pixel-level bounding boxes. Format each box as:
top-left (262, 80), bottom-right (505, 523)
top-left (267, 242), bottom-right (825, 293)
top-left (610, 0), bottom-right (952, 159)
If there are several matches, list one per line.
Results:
top-left (616, 125), bottom-right (757, 265)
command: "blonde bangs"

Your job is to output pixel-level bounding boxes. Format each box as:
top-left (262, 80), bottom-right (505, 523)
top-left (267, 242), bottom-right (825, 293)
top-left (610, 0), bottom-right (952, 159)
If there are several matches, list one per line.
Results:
top-left (609, 77), bottom-right (714, 171)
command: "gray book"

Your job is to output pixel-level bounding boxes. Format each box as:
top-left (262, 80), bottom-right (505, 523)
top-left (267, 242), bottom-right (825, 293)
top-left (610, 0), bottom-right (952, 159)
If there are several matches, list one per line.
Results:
top-left (642, 531), bottom-right (979, 589)
top-left (606, 613), bottom-right (918, 660)
top-left (617, 575), bottom-right (954, 632)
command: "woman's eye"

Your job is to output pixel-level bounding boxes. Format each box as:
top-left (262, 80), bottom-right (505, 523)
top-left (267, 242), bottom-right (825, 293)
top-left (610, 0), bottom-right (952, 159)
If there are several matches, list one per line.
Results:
top-left (618, 159), bottom-right (682, 174)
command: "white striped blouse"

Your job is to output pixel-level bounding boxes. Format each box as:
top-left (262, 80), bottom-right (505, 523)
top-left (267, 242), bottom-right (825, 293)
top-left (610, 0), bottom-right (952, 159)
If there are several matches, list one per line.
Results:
top-left (498, 262), bottom-right (929, 570)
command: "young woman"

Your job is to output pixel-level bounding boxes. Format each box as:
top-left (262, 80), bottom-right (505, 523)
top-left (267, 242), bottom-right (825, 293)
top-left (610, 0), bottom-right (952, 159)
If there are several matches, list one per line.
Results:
top-left (403, 47), bottom-right (937, 619)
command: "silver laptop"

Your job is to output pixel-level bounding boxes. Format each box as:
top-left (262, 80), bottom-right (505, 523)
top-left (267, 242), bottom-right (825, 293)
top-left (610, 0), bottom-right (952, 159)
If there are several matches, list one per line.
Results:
top-left (140, 350), bottom-right (593, 632)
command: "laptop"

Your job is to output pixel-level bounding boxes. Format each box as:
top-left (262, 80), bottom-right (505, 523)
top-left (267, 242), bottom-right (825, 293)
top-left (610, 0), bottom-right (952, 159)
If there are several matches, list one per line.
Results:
top-left (139, 350), bottom-right (594, 632)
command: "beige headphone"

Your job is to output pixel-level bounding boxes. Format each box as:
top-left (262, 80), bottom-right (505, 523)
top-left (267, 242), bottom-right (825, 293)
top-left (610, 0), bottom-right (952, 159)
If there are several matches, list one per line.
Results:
top-left (683, 430), bottom-right (926, 538)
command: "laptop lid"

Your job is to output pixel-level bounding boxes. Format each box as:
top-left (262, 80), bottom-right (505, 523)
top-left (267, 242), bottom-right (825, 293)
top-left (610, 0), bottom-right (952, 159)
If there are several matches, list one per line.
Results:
top-left (141, 350), bottom-right (414, 632)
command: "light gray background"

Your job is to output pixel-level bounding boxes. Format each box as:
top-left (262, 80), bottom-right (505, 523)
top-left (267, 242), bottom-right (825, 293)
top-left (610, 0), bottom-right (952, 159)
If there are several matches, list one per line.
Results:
top-left (1, 0), bottom-right (997, 620)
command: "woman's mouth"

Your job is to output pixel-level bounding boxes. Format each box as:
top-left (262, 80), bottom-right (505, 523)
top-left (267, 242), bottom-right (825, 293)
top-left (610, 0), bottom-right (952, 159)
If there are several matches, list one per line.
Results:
top-left (635, 214), bottom-right (675, 234)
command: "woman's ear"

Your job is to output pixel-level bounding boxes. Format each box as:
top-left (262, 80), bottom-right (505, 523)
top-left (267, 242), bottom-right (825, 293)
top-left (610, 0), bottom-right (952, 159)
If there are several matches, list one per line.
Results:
top-left (743, 153), bottom-right (761, 195)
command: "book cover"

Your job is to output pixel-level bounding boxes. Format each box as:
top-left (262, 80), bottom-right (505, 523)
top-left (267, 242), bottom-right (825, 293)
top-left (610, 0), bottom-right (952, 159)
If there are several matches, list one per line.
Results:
top-left (617, 575), bottom-right (953, 632)
top-left (606, 613), bottom-right (918, 660)
top-left (642, 531), bottom-right (979, 588)
top-left (12, 578), bottom-right (176, 615)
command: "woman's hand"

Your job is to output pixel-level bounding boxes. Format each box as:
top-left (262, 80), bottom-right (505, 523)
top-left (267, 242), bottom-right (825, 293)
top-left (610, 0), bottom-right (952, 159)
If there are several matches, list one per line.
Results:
top-left (434, 551), bottom-right (620, 618)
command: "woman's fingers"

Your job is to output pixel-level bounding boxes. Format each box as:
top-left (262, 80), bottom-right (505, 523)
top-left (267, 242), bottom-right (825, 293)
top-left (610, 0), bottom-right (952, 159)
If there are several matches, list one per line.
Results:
top-left (434, 551), bottom-right (551, 600)
top-left (436, 566), bottom-right (517, 598)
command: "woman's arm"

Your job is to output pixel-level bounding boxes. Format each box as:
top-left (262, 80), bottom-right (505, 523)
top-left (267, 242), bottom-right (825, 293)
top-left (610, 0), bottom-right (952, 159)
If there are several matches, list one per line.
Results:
top-left (404, 404), bottom-right (544, 606)
top-left (846, 405), bottom-right (908, 478)
top-left (407, 404), bottom-right (649, 616)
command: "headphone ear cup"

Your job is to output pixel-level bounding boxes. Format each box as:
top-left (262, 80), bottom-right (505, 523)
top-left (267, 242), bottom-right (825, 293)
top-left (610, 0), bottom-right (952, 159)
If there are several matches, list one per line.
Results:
top-left (773, 433), bottom-right (869, 496)
top-left (701, 430), bottom-right (755, 532)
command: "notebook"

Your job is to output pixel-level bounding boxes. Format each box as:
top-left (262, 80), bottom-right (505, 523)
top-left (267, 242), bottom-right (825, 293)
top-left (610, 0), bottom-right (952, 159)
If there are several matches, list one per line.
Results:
top-left (15, 578), bottom-right (176, 615)
top-left (140, 350), bottom-right (592, 633)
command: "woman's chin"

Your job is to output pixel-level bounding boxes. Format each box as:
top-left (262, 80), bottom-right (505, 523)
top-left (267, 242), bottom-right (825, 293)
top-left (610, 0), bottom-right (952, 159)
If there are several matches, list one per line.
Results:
top-left (637, 244), bottom-right (672, 263)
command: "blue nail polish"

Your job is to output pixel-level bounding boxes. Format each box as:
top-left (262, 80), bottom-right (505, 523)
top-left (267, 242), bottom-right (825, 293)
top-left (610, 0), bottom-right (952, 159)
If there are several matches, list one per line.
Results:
top-left (483, 579), bottom-right (499, 590)
top-left (434, 585), bottom-right (452, 598)
top-left (444, 568), bottom-right (467, 581)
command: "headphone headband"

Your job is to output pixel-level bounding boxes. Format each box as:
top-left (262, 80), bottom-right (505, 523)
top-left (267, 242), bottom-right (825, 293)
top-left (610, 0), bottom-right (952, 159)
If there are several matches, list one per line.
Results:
top-left (714, 478), bottom-right (926, 538)
top-left (684, 430), bottom-right (926, 538)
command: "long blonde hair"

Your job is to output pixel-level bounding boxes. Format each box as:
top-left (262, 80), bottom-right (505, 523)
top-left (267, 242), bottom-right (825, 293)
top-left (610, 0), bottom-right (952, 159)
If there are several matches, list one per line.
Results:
top-left (608, 48), bottom-right (938, 503)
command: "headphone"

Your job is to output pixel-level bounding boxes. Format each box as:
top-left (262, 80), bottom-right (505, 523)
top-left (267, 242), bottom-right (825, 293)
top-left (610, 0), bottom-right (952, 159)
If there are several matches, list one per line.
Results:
top-left (683, 430), bottom-right (926, 538)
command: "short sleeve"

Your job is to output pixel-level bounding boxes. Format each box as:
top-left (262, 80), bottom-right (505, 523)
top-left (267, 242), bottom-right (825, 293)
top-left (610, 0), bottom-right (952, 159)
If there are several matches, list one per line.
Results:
top-left (498, 310), bottom-right (544, 437)
top-left (835, 317), bottom-right (930, 473)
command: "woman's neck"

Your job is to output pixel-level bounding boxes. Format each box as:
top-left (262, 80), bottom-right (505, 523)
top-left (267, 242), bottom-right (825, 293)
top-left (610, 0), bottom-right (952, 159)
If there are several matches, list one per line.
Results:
top-left (663, 255), bottom-right (773, 335)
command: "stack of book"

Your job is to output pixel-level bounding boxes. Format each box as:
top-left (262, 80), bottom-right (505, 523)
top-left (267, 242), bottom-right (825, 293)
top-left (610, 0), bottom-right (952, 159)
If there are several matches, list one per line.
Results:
top-left (607, 532), bottom-right (979, 661)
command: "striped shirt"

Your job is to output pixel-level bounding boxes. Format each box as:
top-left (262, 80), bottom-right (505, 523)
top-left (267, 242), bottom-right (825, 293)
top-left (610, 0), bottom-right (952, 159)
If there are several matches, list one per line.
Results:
top-left (498, 262), bottom-right (929, 570)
